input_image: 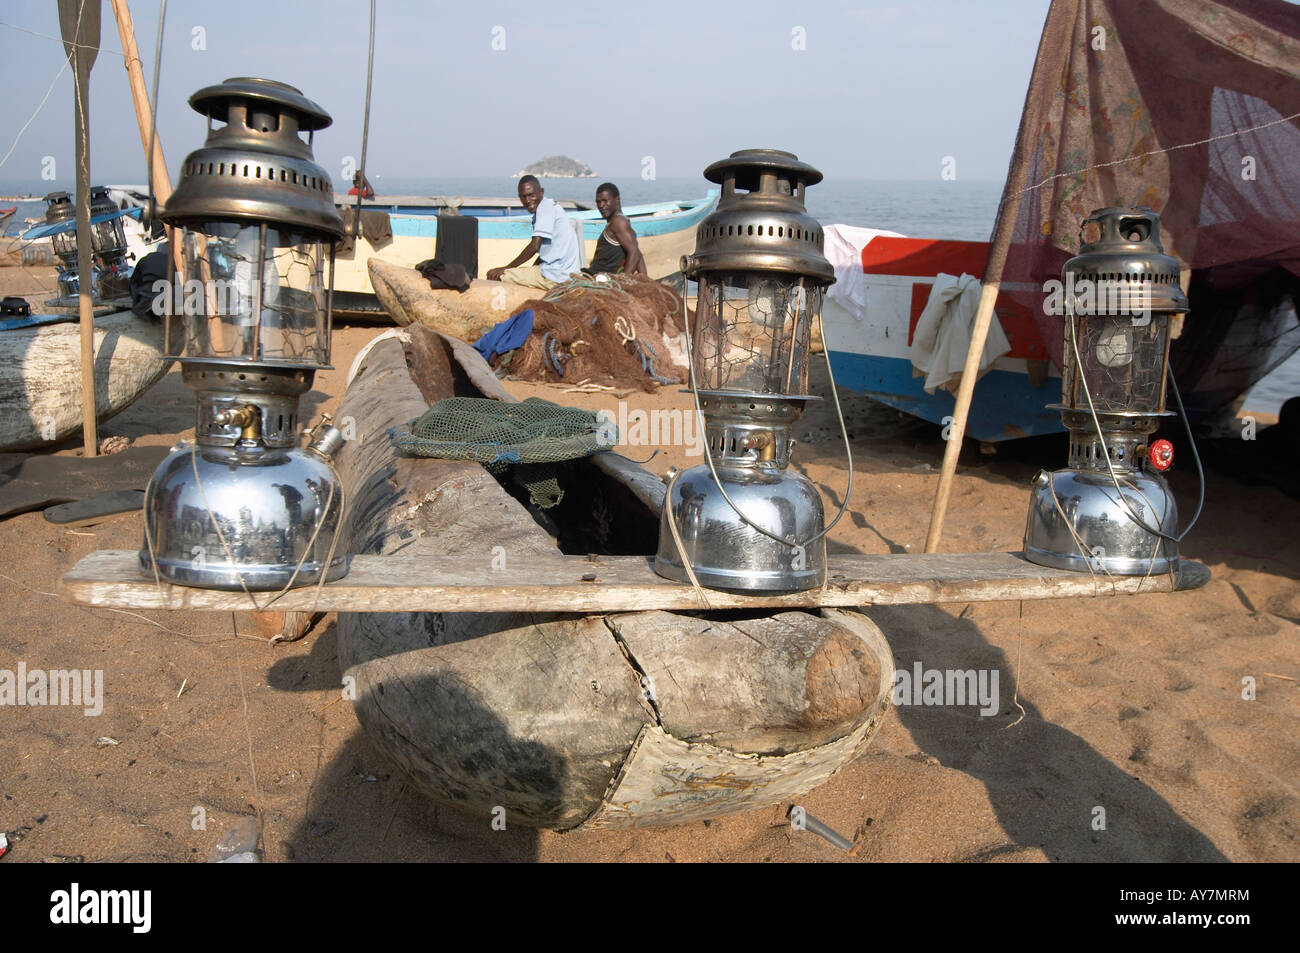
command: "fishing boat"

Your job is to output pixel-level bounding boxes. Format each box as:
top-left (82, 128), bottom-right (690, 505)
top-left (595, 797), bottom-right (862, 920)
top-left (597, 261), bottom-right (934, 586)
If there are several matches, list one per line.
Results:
top-left (0, 309), bottom-right (170, 452)
top-left (329, 190), bottom-right (719, 315)
top-left (0, 206), bottom-right (15, 233)
top-left (821, 233), bottom-right (1064, 443)
top-left (821, 231), bottom-right (1300, 443)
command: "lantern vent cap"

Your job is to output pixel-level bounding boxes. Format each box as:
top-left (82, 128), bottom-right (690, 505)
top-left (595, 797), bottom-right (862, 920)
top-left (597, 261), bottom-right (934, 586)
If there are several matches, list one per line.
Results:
top-left (687, 148), bottom-right (834, 283)
top-left (703, 148), bottom-right (824, 192)
top-left (163, 77), bottom-right (345, 239)
top-left (188, 77), bottom-right (332, 133)
top-left (1063, 206), bottom-right (1188, 314)
top-left (42, 191), bottom-right (74, 226)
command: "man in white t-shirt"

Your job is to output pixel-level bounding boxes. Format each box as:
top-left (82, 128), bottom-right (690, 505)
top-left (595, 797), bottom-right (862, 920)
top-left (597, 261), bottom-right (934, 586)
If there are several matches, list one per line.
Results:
top-left (487, 175), bottom-right (583, 289)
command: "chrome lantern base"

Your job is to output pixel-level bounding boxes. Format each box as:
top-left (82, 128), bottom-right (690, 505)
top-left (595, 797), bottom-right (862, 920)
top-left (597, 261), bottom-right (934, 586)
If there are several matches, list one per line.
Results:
top-left (655, 464), bottom-right (827, 593)
top-left (140, 441), bottom-right (346, 590)
top-left (139, 364), bottom-right (347, 591)
top-left (1023, 466), bottom-right (1178, 574)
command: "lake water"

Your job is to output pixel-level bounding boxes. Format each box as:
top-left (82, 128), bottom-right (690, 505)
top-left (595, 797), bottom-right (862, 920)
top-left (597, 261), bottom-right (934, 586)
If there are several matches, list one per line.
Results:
top-left (4, 176), bottom-right (1295, 412)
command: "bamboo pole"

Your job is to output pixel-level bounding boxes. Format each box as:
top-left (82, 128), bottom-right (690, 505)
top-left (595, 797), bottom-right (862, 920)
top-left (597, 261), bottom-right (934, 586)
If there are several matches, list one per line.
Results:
top-left (923, 0), bottom-right (1076, 553)
top-left (108, 0), bottom-right (183, 280)
top-left (59, 0), bottom-right (101, 458)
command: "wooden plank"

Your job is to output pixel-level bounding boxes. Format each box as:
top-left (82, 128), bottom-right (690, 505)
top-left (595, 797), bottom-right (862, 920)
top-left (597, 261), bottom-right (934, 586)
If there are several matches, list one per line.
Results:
top-left (60, 549), bottom-right (1210, 613)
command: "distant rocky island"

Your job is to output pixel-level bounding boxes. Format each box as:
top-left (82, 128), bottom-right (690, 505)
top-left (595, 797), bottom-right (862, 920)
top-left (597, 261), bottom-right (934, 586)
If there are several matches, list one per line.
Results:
top-left (513, 155), bottom-right (596, 179)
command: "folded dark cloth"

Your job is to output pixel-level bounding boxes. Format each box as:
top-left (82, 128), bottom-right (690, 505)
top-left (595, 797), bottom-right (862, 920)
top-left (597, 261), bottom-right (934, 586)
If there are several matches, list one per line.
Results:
top-left (435, 213), bottom-right (479, 279)
top-left (415, 258), bottom-right (471, 293)
top-left (335, 207), bottom-right (393, 254)
top-left (129, 247), bottom-right (171, 319)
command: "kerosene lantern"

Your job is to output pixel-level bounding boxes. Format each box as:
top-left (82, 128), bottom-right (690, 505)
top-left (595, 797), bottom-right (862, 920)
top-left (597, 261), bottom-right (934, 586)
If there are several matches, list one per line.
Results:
top-left (140, 77), bottom-right (348, 590)
top-left (1023, 207), bottom-right (1187, 574)
top-left (41, 191), bottom-right (80, 303)
top-left (35, 188), bottom-right (135, 306)
top-left (654, 149), bottom-right (835, 592)
top-left (88, 185), bottom-right (133, 300)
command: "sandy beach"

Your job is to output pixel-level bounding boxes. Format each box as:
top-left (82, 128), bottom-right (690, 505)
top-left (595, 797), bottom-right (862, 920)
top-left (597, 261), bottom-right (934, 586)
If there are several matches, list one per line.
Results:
top-left (0, 255), bottom-right (1296, 864)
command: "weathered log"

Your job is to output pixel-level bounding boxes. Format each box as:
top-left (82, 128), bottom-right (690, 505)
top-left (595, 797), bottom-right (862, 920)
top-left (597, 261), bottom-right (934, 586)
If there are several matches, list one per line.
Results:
top-left (332, 326), bottom-right (893, 829)
top-left (368, 259), bottom-right (535, 338)
top-left (0, 310), bottom-right (170, 452)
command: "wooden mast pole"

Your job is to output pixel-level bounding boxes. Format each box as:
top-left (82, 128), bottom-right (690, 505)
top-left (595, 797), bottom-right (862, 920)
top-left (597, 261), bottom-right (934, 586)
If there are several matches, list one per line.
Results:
top-left (58, 0), bottom-right (102, 458)
top-left (108, 0), bottom-right (183, 279)
top-left (923, 0), bottom-right (1074, 553)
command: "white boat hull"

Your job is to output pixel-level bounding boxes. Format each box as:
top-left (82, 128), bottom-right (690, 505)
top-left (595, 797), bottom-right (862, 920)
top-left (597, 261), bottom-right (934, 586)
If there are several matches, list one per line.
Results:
top-left (0, 311), bottom-right (171, 452)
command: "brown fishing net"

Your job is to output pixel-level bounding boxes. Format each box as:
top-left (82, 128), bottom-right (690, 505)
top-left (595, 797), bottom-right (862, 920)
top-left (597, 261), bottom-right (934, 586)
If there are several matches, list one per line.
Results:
top-left (503, 274), bottom-right (690, 392)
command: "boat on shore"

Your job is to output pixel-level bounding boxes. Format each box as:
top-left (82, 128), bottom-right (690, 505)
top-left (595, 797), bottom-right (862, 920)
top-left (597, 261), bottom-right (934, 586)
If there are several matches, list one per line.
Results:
top-left (0, 309), bottom-right (170, 452)
top-left (331, 325), bottom-right (893, 829)
top-left (821, 231), bottom-right (1300, 442)
top-left (822, 233), bottom-right (1063, 443)
top-left (328, 190), bottom-right (718, 315)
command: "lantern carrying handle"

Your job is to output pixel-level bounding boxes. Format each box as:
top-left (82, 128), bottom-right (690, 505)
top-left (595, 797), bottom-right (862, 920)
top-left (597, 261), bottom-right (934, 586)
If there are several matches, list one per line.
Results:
top-left (1078, 207), bottom-right (1158, 249)
top-left (680, 284), bottom-right (855, 553)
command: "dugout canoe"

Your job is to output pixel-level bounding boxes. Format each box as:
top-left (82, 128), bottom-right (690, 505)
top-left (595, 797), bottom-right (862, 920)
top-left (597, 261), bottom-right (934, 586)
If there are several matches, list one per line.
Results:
top-left (0, 310), bottom-right (170, 452)
top-left (332, 324), bottom-right (893, 830)
top-left (367, 258), bottom-right (537, 341)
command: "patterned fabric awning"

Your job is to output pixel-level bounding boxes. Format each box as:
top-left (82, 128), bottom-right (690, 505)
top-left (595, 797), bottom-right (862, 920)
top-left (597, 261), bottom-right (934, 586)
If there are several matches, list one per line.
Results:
top-left (994, 0), bottom-right (1300, 369)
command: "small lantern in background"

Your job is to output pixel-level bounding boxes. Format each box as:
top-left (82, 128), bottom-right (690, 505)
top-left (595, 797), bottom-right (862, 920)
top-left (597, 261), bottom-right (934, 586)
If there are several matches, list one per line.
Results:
top-left (1024, 207), bottom-right (1188, 574)
top-left (88, 185), bottom-right (133, 300)
top-left (654, 149), bottom-right (837, 593)
top-left (32, 188), bottom-right (137, 306)
top-left (140, 77), bottom-right (348, 590)
top-left (41, 191), bottom-right (79, 303)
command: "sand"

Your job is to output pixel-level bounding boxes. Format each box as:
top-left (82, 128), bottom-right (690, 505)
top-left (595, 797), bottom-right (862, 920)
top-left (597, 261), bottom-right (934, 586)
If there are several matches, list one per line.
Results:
top-left (0, 259), bottom-right (1296, 862)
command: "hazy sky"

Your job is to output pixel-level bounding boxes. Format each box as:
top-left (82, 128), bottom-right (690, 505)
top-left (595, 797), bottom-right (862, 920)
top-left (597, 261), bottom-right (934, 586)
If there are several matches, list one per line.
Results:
top-left (0, 0), bottom-right (1054, 187)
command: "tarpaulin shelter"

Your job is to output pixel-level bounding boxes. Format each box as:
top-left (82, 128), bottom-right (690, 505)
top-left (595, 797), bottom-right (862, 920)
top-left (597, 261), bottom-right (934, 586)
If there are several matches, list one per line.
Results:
top-left (1001, 0), bottom-right (1300, 402)
top-left (927, 0), bottom-right (1300, 549)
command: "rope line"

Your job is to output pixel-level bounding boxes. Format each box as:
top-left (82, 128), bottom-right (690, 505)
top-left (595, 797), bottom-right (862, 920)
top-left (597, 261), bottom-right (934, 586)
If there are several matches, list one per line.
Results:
top-left (0, 19), bottom-right (125, 56)
top-left (0, 55), bottom-right (69, 175)
top-left (1005, 110), bottom-right (1300, 206)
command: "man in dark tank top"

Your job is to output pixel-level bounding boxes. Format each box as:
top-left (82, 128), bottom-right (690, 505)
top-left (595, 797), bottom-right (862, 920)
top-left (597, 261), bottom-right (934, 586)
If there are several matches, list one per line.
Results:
top-left (586, 182), bottom-right (647, 277)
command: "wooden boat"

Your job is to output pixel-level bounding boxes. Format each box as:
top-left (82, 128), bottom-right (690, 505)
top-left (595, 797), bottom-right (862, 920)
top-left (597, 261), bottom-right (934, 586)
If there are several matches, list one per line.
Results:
top-left (331, 325), bottom-right (894, 829)
top-left (822, 234), bottom-right (1063, 443)
top-left (0, 206), bottom-right (15, 233)
top-left (329, 191), bottom-right (719, 315)
top-left (0, 310), bottom-right (171, 452)
top-left (366, 258), bottom-right (538, 341)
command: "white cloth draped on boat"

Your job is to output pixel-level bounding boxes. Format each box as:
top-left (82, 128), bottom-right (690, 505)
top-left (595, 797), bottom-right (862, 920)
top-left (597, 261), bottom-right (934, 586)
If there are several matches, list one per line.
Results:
top-left (822, 224), bottom-right (904, 314)
top-left (910, 272), bottom-right (1010, 395)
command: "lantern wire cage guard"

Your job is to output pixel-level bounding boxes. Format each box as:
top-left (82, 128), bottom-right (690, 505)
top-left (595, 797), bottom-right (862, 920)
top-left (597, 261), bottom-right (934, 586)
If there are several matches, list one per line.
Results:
top-left (673, 278), bottom-right (855, 557)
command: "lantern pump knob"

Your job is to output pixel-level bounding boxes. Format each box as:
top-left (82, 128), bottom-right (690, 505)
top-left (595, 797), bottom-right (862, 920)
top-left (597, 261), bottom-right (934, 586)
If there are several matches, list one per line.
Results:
top-left (1148, 439), bottom-right (1174, 471)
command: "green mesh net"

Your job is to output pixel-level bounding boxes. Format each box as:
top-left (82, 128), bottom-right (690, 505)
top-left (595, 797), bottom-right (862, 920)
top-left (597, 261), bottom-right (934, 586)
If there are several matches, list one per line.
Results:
top-left (389, 397), bottom-right (616, 508)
